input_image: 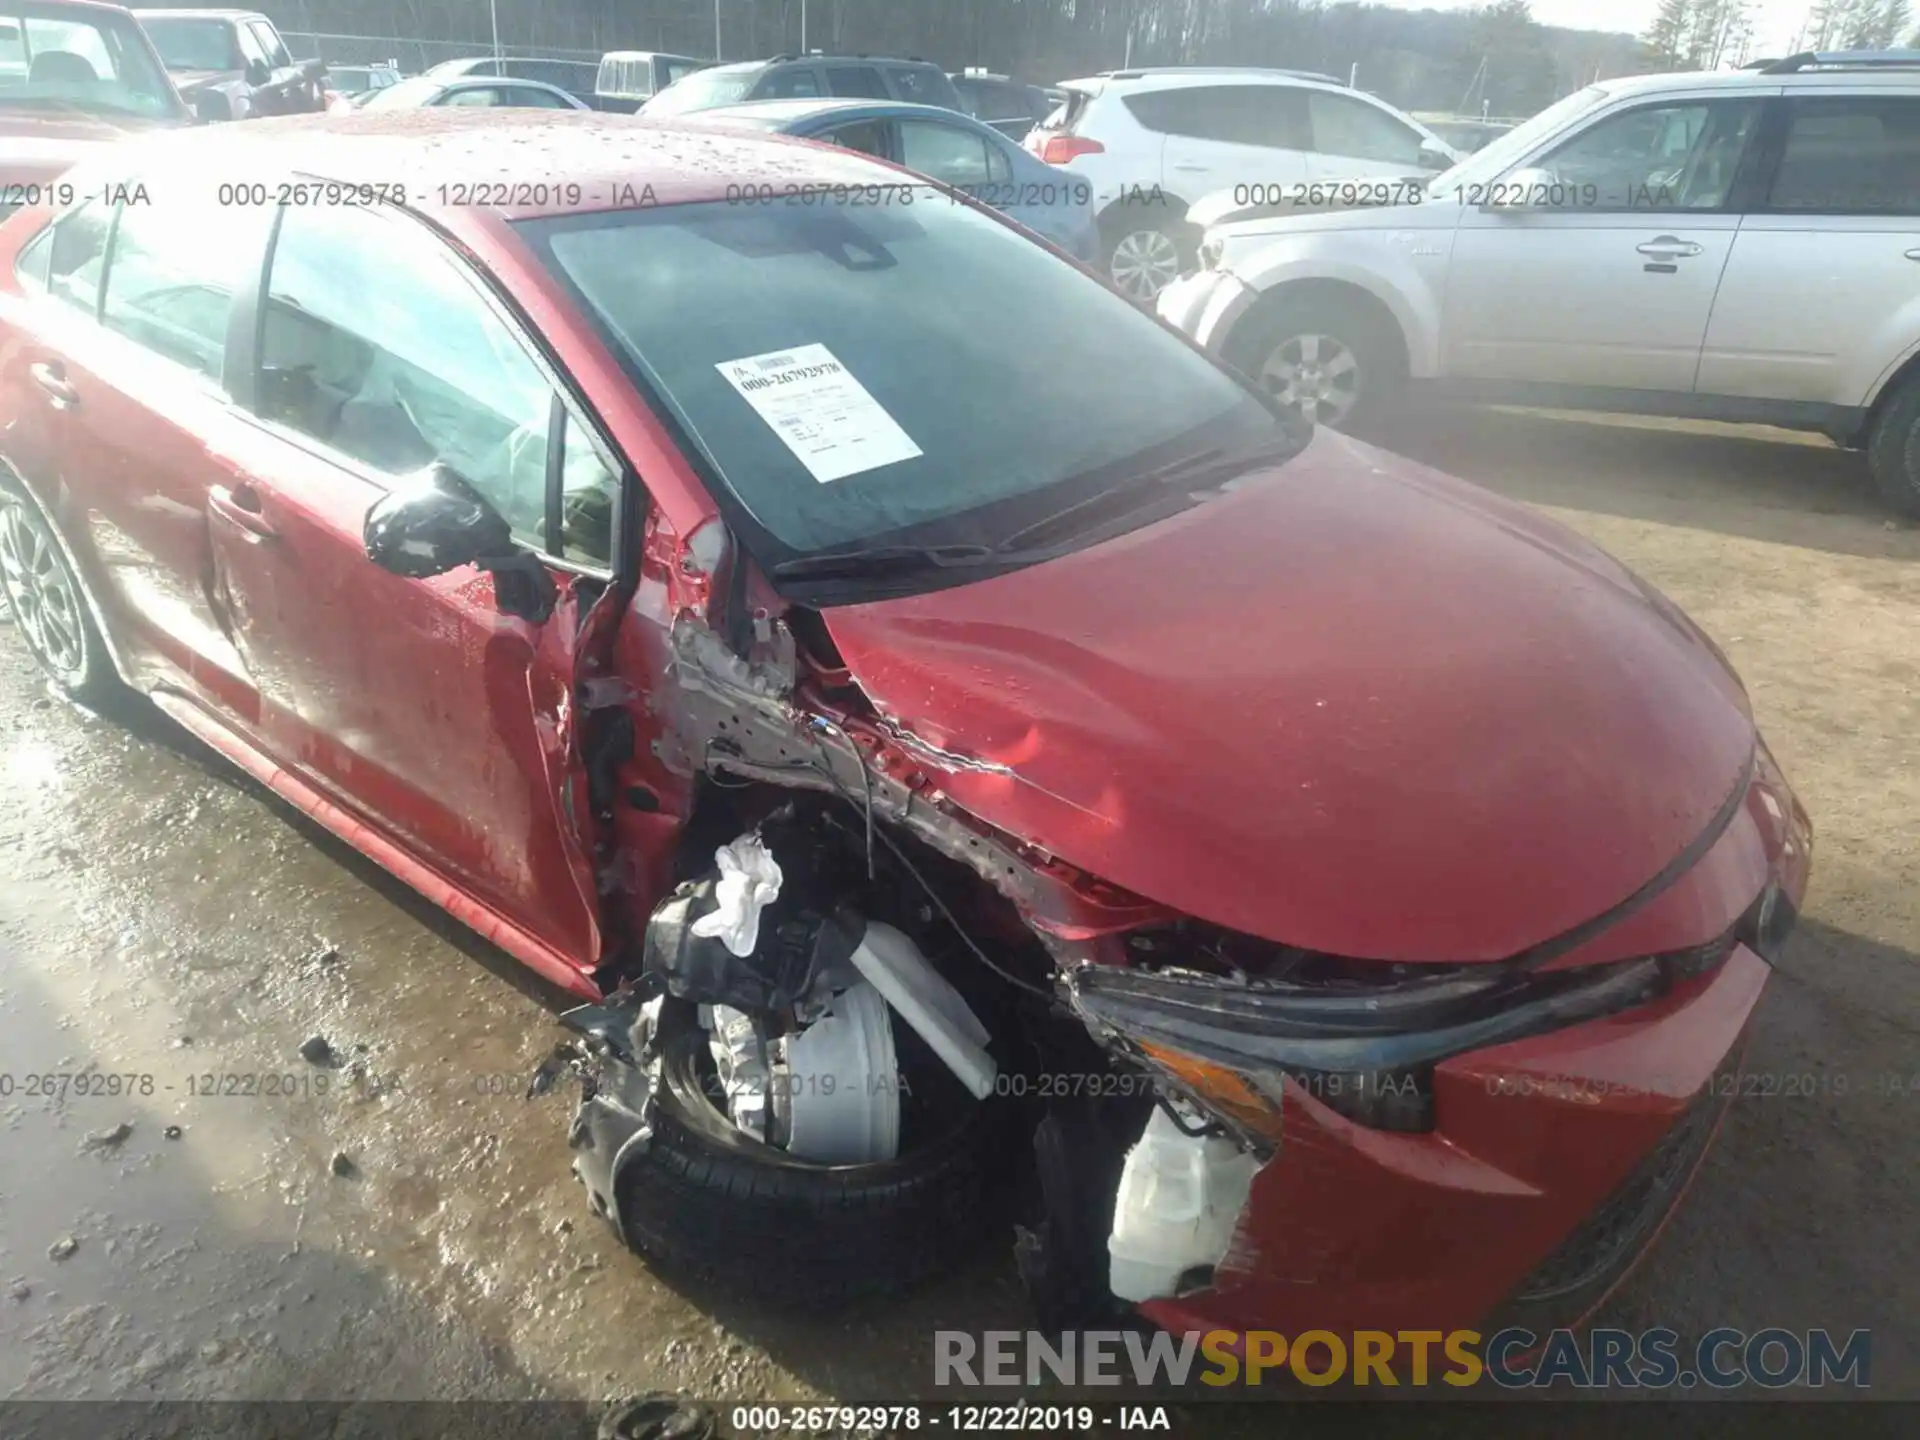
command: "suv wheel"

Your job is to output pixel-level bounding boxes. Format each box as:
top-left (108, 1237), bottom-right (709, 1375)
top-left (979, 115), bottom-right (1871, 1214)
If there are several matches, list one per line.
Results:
top-left (1867, 374), bottom-right (1920, 519)
top-left (1100, 205), bottom-right (1194, 303)
top-left (1227, 291), bottom-right (1405, 432)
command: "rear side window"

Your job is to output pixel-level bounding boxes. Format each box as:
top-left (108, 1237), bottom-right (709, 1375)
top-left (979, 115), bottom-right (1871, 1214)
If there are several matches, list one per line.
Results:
top-left (890, 64), bottom-right (959, 109)
top-left (1125, 86), bottom-right (1307, 149)
top-left (899, 120), bottom-right (1009, 188)
top-left (825, 64), bottom-right (889, 99)
top-left (1767, 97), bottom-right (1920, 215)
top-left (758, 64), bottom-right (821, 100)
top-left (1306, 92), bottom-right (1424, 165)
top-left (100, 195), bottom-right (272, 383)
top-left (47, 201), bottom-right (114, 315)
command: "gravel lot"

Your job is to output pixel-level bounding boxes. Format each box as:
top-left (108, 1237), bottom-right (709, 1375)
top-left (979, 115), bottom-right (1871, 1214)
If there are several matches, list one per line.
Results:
top-left (0, 404), bottom-right (1913, 1419)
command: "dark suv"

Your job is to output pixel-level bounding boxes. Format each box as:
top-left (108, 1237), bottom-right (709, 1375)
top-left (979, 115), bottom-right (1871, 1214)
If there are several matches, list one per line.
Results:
top-left (640, 52), bottom-right (961, 117)
top-left (132, 7), bottom-right (326, 119)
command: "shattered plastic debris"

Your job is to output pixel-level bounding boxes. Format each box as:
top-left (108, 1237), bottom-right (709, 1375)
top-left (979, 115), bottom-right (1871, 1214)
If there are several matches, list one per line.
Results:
top-left (80, 1121), bottom-right (133, 1153)
top-left (688, 833), bottom-right (783, 958)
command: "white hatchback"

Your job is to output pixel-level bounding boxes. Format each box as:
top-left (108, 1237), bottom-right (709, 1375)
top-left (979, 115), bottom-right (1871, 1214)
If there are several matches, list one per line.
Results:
top-left (1026, 66), bottom-right (1459, 299)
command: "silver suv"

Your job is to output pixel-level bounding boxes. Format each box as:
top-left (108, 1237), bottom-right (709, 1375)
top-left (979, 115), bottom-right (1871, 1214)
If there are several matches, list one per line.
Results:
top-left (1156, 51), bottom-right (1920, 516)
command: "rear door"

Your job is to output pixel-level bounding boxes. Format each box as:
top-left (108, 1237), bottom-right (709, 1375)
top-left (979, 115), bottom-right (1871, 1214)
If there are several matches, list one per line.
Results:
top-left (204, 198), bottom-right (627, 974)
top-left (1442, 93), bottom-right (1768, 390)
top-left (1698, 91), bottom-right (1920, 406)
top-left (1, 185), bottom-right (277, 714)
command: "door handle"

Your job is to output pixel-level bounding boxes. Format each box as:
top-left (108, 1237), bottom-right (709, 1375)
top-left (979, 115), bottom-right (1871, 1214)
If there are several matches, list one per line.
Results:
top-left (1636, 236), bottom-right (1703, 259)
top-left (1171, 163), bottom-right (1211, 172)
top-left (208, 482), bottom-right (277, 542)
top-left (29, 361), bottom-right (78, 409)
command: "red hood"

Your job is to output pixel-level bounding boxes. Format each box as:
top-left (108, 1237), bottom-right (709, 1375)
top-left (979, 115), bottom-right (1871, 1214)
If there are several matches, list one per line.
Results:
top-left (819, 430), bottom-right (1756, 963)
top-left (0, 109), bottom-right (180, 186)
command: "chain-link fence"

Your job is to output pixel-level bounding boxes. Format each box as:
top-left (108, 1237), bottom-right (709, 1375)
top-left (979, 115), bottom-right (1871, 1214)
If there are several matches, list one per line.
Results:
top-left (281, 31), bottom-right (601, 75)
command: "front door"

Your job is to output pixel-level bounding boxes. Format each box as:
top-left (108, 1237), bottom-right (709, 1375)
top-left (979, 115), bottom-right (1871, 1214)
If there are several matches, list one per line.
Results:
top-left (204, 201), bottom-right (628, 975)
top-left (1442, 95), bottom-right (1766, 391)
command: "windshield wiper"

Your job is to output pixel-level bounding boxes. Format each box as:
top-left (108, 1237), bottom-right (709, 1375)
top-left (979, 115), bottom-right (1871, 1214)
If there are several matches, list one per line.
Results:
top-left (993, 430), bottom-right (1309, 556)
top-left (770, 542), bottom-right (1000, 581)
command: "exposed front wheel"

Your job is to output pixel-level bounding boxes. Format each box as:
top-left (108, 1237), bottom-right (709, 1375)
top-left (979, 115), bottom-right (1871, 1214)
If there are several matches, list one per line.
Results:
top-left (0, 488), bottom-right (115, 703)
top-left (1227, 292), bottom-right (1406, 432)
top-left (1866, 374), bottom-right (1920, 519)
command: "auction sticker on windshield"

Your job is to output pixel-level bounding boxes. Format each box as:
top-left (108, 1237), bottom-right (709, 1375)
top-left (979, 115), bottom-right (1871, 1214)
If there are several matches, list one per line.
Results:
top-left (717, 343), bottom-right (922, 483)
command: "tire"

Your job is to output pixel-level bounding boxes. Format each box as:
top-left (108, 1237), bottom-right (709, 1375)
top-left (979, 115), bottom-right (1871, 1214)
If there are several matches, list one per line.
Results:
top-left (1225, 290), bottom-right (1406, 432)
top-left (0, 485), bottom-right (117, 704)
top-left (605, 1003), bottom-right (1015, 1306)
top-left (1867, 374), bottom-right (1920, 519)
top-left (1102, 208), bottom-right (1194, 303)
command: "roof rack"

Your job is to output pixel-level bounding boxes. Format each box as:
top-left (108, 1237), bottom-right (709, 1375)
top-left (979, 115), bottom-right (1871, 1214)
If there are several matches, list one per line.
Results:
top-left (1757, 48), bottom-right (1920, 73)
top-left (1104, 65), bottom-right (1343, 85)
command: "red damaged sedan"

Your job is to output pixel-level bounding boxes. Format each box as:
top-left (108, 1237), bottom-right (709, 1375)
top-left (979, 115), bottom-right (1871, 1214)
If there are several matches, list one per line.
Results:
top-left (0, 111), bottom-right (1810, 1340)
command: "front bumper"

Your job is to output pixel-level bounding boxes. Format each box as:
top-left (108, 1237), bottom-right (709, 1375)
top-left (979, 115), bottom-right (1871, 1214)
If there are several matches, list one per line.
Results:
top-left (1155, 266), bottom-right (1257, 354)
top-left (1139, 942), bottom-right (1770, 1339)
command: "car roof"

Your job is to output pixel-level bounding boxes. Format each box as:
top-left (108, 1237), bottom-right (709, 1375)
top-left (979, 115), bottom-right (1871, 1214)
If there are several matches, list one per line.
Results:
top-left (1062, 66), bottom-right (1345, 92)
top-left (1590, 65), bottom-right (1920, 99)
top-left (695, 96), bottom-right (975, 125)
top-left (11, 0), bottom-right (144, 14)
top-left (135, 8), bottom-right (264, 18)
top-left (90, 109), bottom-right (901, 221)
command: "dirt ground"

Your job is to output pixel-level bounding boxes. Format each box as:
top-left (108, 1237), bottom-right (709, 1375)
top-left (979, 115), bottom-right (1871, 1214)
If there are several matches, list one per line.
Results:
top-left (1, 404), bottom-right (1915, 1419)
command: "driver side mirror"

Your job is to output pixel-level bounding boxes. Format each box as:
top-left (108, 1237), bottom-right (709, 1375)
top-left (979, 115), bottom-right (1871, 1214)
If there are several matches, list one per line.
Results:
top-left (1417, 141), bottom-right (1453, 172)
top-left (1482, 166), bottom-right (1557, 212)
top-left (364, 463), bottom-right (556, 621)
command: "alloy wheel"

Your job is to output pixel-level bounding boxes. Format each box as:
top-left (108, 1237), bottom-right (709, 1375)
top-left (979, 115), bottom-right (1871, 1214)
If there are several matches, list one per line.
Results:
top-left (1259, 332), bottom-right (1362, 427)
top-left (1109, 228), bottom-right (1183, 302)
top-left (0, 497), bottom-right (88, 682)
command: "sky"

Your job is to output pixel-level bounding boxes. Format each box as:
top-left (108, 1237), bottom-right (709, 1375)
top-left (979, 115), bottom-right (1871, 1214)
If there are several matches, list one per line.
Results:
top-left (1382, 0), bottom-right (1819, 55)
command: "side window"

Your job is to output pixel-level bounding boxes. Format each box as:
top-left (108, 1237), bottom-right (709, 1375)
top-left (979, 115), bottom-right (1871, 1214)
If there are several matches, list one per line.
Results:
top-left (100, 195), bottom-right (272, 382)
top-left (1125, 87), bottom-right (1306, 148)
top-left (825, 64), bottom-right (889, 99)
top-left (502, 85), bottom-right (570, 109)
top-left (1307, 93), bottom-right (1424, 165)
top-left (248, 20), bottom-right (291, 70)
top-left (1538, 100), bottom-right (1761, 211)
top-left (1767, 97), bottom-right (1920, 215)
top-left (819, 118), bottom-right (892, 159)
top-left (444, 86), bottom-right (503, 108)
top-left (256, 205), bottom-right (581, 557)
top-left (15, 226), bottom-right (53, 296)
top-left (899, 120), bottom-right (993, 188)
top-left (557, 413), bottom-right (618, 567)
top-left (47, 201), bottom-right (114, 315)
top-left (890, 66), bottom-right (947, 106)
top-left (233, 21), bottom-right (268, 70)
top-left (758, 65), bottom-right (820, 100)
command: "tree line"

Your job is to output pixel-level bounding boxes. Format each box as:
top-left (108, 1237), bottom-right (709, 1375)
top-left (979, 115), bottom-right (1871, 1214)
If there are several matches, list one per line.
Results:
top-left (1645, 0), bottom-right (1913, 69)
top-left (281, 0), bottom-right (1660, 118)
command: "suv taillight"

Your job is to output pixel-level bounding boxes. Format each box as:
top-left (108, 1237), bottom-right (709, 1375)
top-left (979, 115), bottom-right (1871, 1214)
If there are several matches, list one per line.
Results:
top-left (1038, 134), bottom-right (1104, 164)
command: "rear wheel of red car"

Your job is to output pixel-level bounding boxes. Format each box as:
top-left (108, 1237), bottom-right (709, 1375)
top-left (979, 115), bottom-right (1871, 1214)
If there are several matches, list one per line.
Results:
top-left (1226, 289), bottom-right (1407, 432)
top-left (1866, 373), bottom-right (1920, 519)
top-left (0, 487), bottom-right (117, 704)
top-left (603, 1002), bottom-right (1014, 1307)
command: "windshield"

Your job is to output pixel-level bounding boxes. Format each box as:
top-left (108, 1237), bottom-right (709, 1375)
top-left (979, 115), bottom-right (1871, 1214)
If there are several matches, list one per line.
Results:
top-left (517, 195), bottom-right (1280, 595)
top-left (642, 65), bottom-right (757, 116)
top-left (139, 16), bottom-right (237, 73)
top-left (1422, 86), bottom-right (1610, 196)
top-left (0, 4), bottom-right (182, 117)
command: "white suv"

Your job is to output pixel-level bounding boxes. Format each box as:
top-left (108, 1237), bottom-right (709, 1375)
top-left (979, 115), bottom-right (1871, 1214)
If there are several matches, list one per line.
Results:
top-left (1156, 51), bottom-right (1920, 516)
top-left (1026, 67), bottom-right (1460, 299)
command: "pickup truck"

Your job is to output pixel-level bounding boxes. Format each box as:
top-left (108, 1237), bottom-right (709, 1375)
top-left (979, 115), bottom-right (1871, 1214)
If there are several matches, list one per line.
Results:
top-left (1, 0), bottom-right (194, 222)
top-left (133, 7), bottom-right (327, 119)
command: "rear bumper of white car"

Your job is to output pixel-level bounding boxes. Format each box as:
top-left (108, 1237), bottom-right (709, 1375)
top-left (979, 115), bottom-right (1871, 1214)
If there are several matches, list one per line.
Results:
top-left (1155, 267), bottom-right (1259, 355)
